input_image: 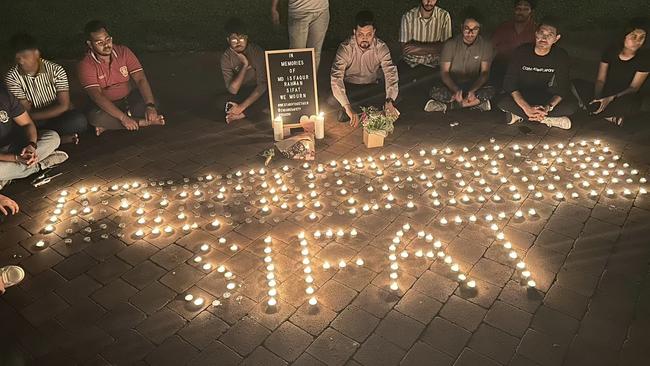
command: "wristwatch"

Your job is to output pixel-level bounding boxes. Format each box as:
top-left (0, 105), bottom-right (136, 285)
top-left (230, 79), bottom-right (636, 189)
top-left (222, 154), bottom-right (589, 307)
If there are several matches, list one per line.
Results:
top-left (145, 103), bottom-right (157, 109)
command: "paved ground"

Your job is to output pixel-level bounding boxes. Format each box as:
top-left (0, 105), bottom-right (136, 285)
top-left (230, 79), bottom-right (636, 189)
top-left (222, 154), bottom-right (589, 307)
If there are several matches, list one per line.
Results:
top-left (1, 51), bottom-right (650, 366)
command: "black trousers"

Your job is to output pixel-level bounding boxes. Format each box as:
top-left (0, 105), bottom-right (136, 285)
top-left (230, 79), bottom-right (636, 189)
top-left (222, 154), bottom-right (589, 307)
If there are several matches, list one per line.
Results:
top-left (35, 109), bottom-right (88, 136)
top-left (218, 85), bottom-right (267, 121)
top-left (496, 90), bottom-right (578, 118)
top-left (86, 90), bottom-right (148, 130)
top-left (572, 79), bottom-right (643, 118)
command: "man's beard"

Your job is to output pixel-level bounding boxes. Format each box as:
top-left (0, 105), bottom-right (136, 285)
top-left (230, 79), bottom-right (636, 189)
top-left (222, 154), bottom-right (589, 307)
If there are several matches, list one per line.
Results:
top-left (422, 5), bottom-right (435, 12)
top-left (514, 14), bottom-right (528, 23)
top-left (359, 41), bottom-right (370, 49)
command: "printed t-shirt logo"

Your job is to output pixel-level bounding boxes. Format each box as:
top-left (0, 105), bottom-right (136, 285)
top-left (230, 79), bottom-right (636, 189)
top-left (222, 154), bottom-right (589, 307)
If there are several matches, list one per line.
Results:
top-left (0, 110), bottom-right (9, 123)
top-left (120, 66), bottom-right (128, 77)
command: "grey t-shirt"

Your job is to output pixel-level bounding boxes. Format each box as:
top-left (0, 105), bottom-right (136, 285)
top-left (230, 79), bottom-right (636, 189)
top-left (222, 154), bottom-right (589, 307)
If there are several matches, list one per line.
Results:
top-left (440, 35), bottom-right (493, 83)
top-left (288, 0), bottom-right (329, 15)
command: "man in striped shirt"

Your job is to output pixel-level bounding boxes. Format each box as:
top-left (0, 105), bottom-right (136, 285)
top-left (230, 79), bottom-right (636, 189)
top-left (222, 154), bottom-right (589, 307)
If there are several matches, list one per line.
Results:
top-left (399, 0), bottom-right (452, 71)
top-left (5, 34), bottom-right (88, 144)
top-left (78, 20), bottom-right (165, 136)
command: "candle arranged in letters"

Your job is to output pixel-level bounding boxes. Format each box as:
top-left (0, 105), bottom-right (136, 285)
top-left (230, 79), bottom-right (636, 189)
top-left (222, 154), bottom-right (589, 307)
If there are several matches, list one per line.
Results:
top-left (265, 48), bottom-right (319, 123)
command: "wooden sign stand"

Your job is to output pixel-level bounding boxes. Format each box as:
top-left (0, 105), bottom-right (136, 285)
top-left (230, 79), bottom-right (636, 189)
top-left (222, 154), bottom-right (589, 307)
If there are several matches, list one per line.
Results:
top-left (265, 48), bottom-right (321, 141)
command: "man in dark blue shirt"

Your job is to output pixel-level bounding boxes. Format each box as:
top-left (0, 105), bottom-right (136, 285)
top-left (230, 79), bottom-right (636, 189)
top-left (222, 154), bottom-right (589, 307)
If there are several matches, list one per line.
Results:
top-left (0, 87), bottom-right (68, 190)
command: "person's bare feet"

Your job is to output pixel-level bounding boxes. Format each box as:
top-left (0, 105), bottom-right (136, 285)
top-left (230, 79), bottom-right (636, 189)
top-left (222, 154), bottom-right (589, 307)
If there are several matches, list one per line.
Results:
top-left (95, 127), bottom-right (106, 136)
top-left (138, 115), bottom-right (166, 127)
top-left (60, 134), bottom-right (79, 145)
top-left (226, 113), bottom-right (246, 124)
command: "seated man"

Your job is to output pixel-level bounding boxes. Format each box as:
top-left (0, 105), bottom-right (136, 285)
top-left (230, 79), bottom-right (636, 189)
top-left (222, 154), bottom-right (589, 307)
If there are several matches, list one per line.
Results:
top-left (5, 34), bottom-right (87, 145)
top-left (573, 18), bottom-right (649, 126)
top-left (220, 18), bottom-right (268, 124)
top-left (330, 11), bottom-right (399, 127)
top-left (425, 12), bottom-right (494, 112)
top-left (399, 0), bottom-right (452, 75)
top-left (497, 19), bottom-right (577, 129)
top-left (0, 87), bottom-right (68, 190)
top-left (491, 0), bottom-right (537, 86)
top-left (78, 20), bottom-right (164, 136)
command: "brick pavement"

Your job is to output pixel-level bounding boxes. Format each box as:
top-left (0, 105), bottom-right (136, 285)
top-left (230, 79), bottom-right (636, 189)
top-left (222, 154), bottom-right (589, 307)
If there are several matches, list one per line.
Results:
top-left (1, 52), bottom-right (650, 366)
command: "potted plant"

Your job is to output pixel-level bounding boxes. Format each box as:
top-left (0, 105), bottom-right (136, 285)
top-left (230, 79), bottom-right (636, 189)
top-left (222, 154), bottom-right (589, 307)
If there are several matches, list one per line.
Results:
top-left (360, 106), bottom-right (397, 148)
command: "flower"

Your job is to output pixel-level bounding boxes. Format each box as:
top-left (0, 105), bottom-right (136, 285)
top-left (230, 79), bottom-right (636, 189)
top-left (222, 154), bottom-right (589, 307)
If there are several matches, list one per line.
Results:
top-left (360, 106), bottom-right (397, 137)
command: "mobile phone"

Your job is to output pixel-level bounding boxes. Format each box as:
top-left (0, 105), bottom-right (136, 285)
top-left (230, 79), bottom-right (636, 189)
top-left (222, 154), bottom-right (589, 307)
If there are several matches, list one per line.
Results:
top-left (225, 102), bottom-right (235, 113)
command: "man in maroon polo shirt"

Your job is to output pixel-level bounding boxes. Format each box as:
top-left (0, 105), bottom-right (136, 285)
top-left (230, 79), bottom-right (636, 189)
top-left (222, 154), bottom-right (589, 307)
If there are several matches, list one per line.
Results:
top-left (491, 0), bottom-right (537, 88)
top-left (78, 20), bottom-right (164, 136)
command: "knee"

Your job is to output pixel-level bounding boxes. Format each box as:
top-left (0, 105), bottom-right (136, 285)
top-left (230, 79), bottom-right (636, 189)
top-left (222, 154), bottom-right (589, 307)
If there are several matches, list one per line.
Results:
top-left (39, 130), bottom-right (61, 149)
top-left (69, 110), bottom-right (89, 134)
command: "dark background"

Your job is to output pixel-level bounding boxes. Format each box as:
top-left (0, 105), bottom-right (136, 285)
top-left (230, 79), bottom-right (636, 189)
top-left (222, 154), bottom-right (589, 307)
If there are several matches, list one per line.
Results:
top-left (0, 0), bottom-right (648, 60)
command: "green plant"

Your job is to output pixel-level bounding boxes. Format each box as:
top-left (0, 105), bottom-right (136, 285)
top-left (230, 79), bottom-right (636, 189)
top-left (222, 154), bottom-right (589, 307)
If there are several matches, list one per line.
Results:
top-left (360, 106), bottom-right (397, 137)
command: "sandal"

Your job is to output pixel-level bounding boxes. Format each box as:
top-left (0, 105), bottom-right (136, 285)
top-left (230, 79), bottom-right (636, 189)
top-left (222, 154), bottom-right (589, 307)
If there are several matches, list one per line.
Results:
top-left (1, 265), bottom-right (25, 293)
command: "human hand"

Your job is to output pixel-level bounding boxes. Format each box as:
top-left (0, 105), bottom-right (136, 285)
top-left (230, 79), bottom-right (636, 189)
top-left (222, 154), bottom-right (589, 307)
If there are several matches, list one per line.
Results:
top-left (385, 101), bottom-right (398, 118)
top-left (235, 52), bottom-right (250, 68)
top-left (228, 102), bottom-right (246, 116)
top-left (403, 43), bottom-right (420, 55)
top-left (525, 106), bottom-right (547, 121)
top-left (345, 106), bottom-right (359, 128)
top-left (465, 91), bottom-right (478, 103)
top-left (451, 90), bottom-right (464, 103)
top-left (20, 145), bottom-right (38, 166)
top-left (121, 115), bottom-right (139, 131)
top-left (0, 194), bottom-right (19, 216)
top-left (271, 8), bottom-right (281, 25)
top-left (590, 95), bottom-right (614, 115)
top-left (145, 106), bottom-right (159, 123)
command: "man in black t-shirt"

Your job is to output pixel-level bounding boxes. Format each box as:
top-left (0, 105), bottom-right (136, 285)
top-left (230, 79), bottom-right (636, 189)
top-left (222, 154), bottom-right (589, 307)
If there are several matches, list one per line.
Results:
top-left (497, 19), bottom-right (577, 129)
top-left (0, 88), bottom-right (68, 190)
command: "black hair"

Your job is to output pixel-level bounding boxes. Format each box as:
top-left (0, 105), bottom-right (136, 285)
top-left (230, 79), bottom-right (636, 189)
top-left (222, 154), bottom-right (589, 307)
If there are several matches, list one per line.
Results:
top-left (84, 20), bottom-right (108, 39)
top-left (538, 16), bottom-right (561, 35)
top-left (616, 17), bottom-right (649, 52)
top-left (224, 18), bottom-right (248, 37)
top-left (355, 10), bottom-right (375, 29)
top-left (623, 17), bottom-right (649, 38)
top-left (514, 0), bottom-right (537, 9)
top-left (460, 6), bottom-right (483, 26)
top-left (10, 33), bottom-right (39, 54)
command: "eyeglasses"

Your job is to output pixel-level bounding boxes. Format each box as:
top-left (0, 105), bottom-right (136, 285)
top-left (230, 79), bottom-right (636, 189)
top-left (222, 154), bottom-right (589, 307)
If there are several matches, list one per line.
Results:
top-left (229, 35), bottom-right (248, 44)
top-left (93, 36), bottom-right (113, 47)
top-left (463, 26), bottom-right (480, 33)
top-left (535, 31), bottom-right (556, 40)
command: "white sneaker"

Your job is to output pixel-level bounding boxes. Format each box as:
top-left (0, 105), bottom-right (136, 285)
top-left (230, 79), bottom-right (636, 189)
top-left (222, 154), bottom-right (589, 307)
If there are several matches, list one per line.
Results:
top-left (542, 116), bottom-right (572, 130)
top-left (39, 151), bottom-right (69, 170)
top-left (506, 112), bottom-right (524, 125)
top-left (1, 265), bottom-right (25, 290)
top-left (472, 100), bottom-right (491, 112)
top-left (424, 99), bottom-right (447, 112)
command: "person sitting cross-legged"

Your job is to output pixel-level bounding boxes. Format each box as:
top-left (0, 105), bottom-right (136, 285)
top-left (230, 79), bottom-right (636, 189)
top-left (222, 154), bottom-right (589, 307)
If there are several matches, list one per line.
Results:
top-left (78, 20), bottom-right (164, 136)
top-left (330, 11), bottom-right (399, 128)
top-left (424, 11), bottom-right (494, 113)
top-left (573, 18), bottom-right (649, 126)
top-left (399, 0), bottom-right (452, 81)
top-left (5, 34), bottom-right (88, 145)
top-left (0, 87), bottom-right (68, 190)
top-left (497, 18), bottom-right (577, 129)
top-left (220, 18), bottom-right (268, 124)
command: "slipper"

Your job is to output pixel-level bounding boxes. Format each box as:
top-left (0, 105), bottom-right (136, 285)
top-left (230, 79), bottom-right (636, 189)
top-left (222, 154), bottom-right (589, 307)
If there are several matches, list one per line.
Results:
top-left (1, 265), bottom-right (25, 291)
